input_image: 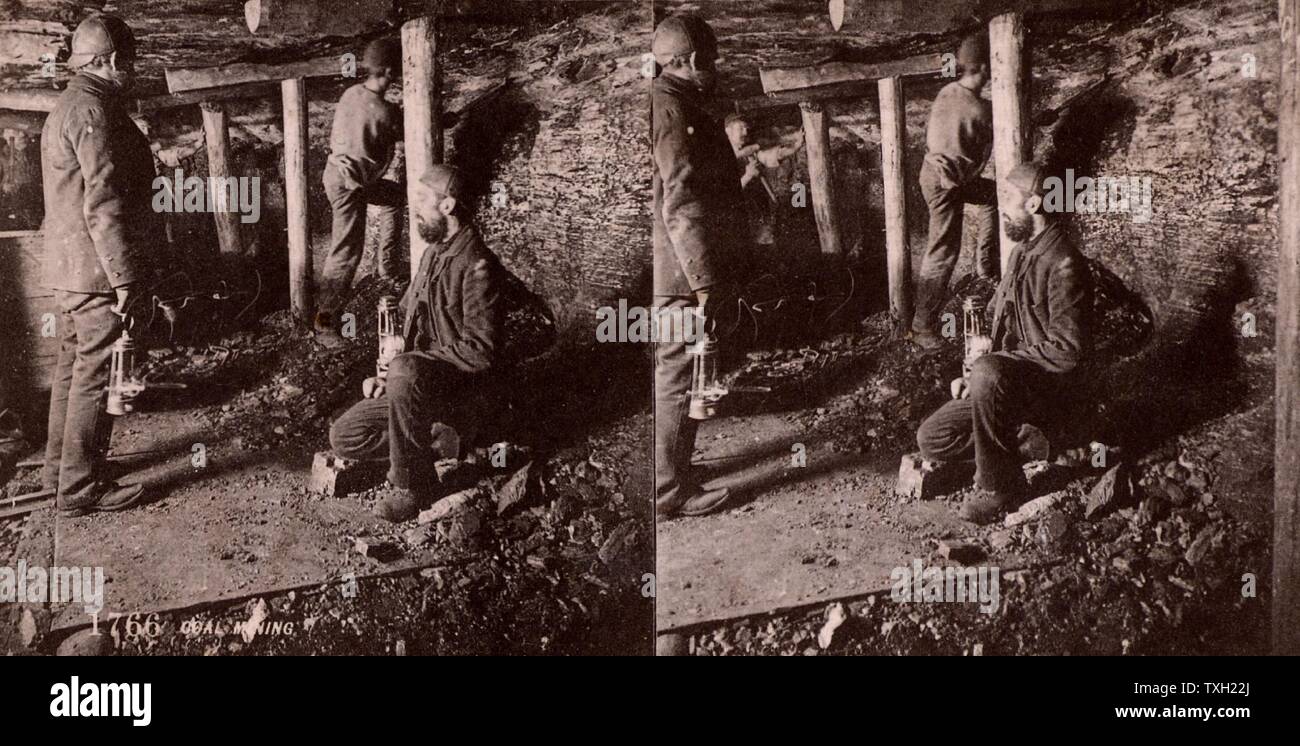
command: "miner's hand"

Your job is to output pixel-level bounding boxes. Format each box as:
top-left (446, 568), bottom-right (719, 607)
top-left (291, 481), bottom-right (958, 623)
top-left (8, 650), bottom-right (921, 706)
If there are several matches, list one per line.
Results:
top-left (362, 376), bottom-right (387, 399)
top-left (950, 377), bottom-right (969, 400)
top-left (113, 283), bottom-right (137, 320)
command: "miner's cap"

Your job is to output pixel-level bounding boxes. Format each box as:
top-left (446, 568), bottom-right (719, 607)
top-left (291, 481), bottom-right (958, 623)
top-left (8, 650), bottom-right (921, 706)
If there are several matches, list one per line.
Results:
top-left (652, 13), bottom-right (718, 64)
top-left (68, 14), bottom-right (136, 69)
top-left (362, 38), bottom-right (401, 74)
top-left (416, 165), bottom-right (467, 202)
top-left (957, 32), bottom-right (990, 68)
top-left (1006, 161), bottom-right (1049, 198)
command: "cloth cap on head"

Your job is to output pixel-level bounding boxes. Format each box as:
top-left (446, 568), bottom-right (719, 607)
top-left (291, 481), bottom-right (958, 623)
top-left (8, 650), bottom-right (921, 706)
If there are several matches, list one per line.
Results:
top-left (956, 33), bottom-right (989, 69)
top-left (416, 165), bottom-right (467, 203)
top-left (362, 38), bottom-right (401, 74)
top-left (652, 13), bottom-right (718, 64)
top-left (68, 14), bottom-right (135, 69)
top-left (1006, 161), bottom-right (1049, 198)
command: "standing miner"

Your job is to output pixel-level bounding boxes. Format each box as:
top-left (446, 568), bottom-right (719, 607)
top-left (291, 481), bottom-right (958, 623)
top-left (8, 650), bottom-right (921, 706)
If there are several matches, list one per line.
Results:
top-left (329, 166), bottom-right (505, 523)
top-left (40, 14), bottom-right (153, 515)
top-left (911, 33), bottom-right (999, 350)
top-left (315, 38), bottom-right (405, 347)
top-left (652, 13), bottom-right (742, 518)
top-left (915, 162), bottom-right (1092, 524)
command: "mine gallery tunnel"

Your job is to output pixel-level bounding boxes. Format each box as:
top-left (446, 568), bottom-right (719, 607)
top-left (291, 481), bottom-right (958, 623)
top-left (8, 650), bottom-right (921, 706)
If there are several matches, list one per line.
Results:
top-left (0, 0), bottom-right (1297, 658)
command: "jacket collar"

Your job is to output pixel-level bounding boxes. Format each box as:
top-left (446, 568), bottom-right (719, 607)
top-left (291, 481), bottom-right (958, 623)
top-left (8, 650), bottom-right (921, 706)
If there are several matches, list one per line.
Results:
top-left (67, 72), bottom-right (122, 101)
top-left (433, 224), bottom-right (477, 261)
top-left (654, 73), bottom-right (706, 109)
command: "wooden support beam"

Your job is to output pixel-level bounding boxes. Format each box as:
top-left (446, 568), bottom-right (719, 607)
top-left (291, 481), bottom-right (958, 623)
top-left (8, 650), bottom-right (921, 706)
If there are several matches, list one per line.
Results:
top-left (281, 78), bottom-right (312, 319)
top-left (989, 11), bottom-right (1030, 276)
top-left (402, 15), bottom-right (443, 273)
top-left (828, 0), bottom-right (1129, 34)
top-left (878, 76), bottom-right (912, 333)
top-left (167, 55), bottom-right (342, 95)
top-left (798, 101), bottom-right (842, 256)
top-left (1275, 0), bottom-right (1300, 657)
top-left (0, 89), bottom-right (60, 113)
top-left (0, 24), bottom-right (64, 66)
top-left (135, 81), bottom-right (281, 114)
top-left (742, 80), bottom-right (878, 112)
top-left (0, 110), bottom-right (45, 134)
top-left (200, 103), bottom-right (244, 257)
top-left (244, 0), bottom-right (395, 36)
top-left (760, 54), bottom-right (945, 96)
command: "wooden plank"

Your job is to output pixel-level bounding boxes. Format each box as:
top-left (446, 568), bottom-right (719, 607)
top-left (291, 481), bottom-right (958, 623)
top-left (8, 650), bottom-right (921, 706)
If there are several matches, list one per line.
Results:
top-left (828, 0), bottom-right (1129, 33)
top-left (0, 89), bottom-right (60, 113)
top-left (741, 80), bottom-right (878, 112)
top-left (0, 110), bottom-right (46, 133)
top-left (244, 0), bottom-right (395, 36)
top-left (1276, 0), bottom-right (1300, 657)
top-left (878, 76), bottom-right (912, 333)
top-left (200, 103), bottom-right (245, 257)
top-left (402, 15), bottom-right (443, 273)
top-left (135, 81), bottom-right (281, 114)
top-left (989, 11), bottom-right (1030, 276)
top-left (167, 55), bottom-right (342, 94)
top-left (798, 101), bottom-right (842, 255)
top-left (281, 78), bottom-right (312, 319)
top-left (760, 54), bottom-right (946, 95)
top-left (0, 496), bottom-right (54, 521)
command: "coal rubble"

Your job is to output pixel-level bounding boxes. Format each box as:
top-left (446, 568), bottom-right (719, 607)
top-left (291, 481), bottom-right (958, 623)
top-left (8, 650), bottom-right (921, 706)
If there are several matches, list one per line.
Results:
top-left (682, 293), bottom-right (1270, 656)
top-left (10, 275), bottom-right (651, 656)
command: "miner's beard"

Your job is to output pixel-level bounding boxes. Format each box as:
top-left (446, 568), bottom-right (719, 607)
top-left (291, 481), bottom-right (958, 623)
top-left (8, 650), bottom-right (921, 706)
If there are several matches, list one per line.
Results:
top-left (417, 213), bottom-right (448, 244)
top-left (1004, 212), bottom-right (1035, 243)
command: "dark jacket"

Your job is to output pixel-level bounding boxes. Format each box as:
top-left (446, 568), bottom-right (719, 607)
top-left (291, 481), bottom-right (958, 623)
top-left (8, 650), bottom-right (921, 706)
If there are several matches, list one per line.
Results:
top-left (400, 225), bottom-right (504, 375)
top-left (651, 73), bottom-right (744, 297)
top-left (40, 73), bottom-right (157, 293)
top-left (990, 221), bottom-right (1092, 375)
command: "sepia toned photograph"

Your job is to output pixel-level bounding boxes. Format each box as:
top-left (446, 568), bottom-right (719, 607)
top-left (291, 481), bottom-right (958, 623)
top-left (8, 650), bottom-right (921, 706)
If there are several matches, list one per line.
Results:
top-left (0, 0), bottom-right (1298, 698)
top-left (651, 0), bottom-right (1291, 661)
top-left (1, 0), bottom-right (654, 657)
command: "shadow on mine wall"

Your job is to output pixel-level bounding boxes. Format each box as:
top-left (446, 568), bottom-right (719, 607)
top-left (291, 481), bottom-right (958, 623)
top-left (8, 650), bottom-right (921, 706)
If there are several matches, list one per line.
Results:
top-left (1042, 85), bottom-right (1256, 457)
top-left (442, 89), bottom-right (653, 445)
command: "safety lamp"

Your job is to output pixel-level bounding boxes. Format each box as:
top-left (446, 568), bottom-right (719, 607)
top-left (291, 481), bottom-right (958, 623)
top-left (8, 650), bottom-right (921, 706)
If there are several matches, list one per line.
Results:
top-left (107, 331), bottom-right (145, 416)
top-left (688, 333), bottom-right (724, 420)
top-left (376, 295), bottom-right (404, 376)
top-left (962, 296), bottom-right (993, 376)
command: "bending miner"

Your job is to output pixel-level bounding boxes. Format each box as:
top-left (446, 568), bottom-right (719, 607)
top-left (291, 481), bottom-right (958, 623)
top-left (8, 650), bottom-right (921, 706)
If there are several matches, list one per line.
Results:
top-left (912, 33), bottom-right (1000, 350)
top-left (316, 38), bottom-right (406, 347)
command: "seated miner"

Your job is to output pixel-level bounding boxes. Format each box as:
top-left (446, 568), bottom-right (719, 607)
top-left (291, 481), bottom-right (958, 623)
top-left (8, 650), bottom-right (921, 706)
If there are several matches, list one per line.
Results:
top-left (914, 162), bottom-right (1093, 525)
top-left (329, 165), bottom-right (504, 523)
top-left (315, 38), bottom-right (406, 347)
top-left (911, 33), bottom-right (999, 350)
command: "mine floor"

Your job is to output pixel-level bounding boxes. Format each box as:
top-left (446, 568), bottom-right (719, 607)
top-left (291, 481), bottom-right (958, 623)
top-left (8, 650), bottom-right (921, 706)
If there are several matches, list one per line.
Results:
top-left (1, 276), bottom-right (653, 655)
top-left (658, 277), bottom-right (1273, 655)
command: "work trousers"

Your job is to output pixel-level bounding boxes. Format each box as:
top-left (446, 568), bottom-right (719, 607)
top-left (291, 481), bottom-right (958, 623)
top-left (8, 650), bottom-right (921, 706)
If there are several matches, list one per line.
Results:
top-left (44, 291), bottom-right (120, 507)
top-left (329, 353), bottom-right (470, 491)
top-left (913, 160), bottom-right (999, 334)
top-left (653, 296), bottom-right (699, 510)
top-left (320, 164), bottom-right (404, 316)
top-left (915, 354), bottom-right (1058, 494)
